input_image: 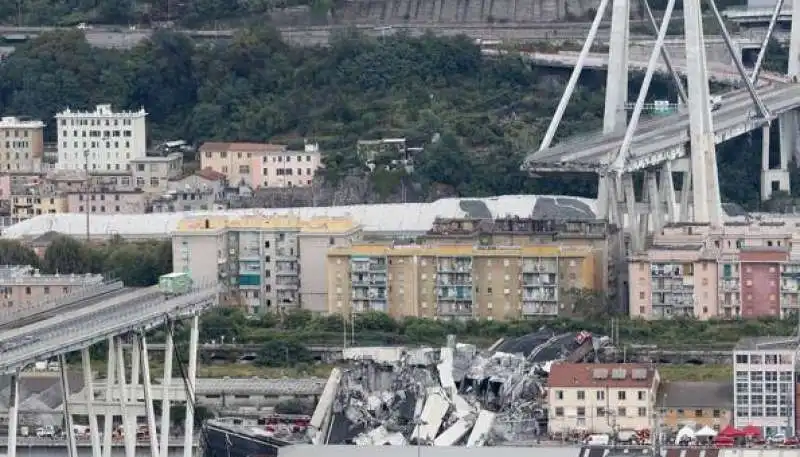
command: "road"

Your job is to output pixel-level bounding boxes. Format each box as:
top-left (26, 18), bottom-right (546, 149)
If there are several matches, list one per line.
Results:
top-left (0, 285), bottom-right (218, 374)
top-left (524, 82), bottom-right (800, 172)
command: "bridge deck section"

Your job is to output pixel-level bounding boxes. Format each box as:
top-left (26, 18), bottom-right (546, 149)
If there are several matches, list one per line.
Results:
top-left (0, 284), bottom-right (219, 375)
top-left (524, 83), bottom-right (800, 173)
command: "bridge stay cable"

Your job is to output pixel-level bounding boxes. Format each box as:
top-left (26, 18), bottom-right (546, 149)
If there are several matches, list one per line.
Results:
top-left (706, 0), bottom-right (771, 120)
top-left (639, 0), bottom-right (688, 104)
top-left (750, 0), bottom-right (786, 84)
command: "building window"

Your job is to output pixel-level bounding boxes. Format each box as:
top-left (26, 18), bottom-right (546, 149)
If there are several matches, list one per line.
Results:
top-left (713, 409), bottom-right (721, 418)
top-left (638, 407), bottom-right (647, 417)
top-left (555, 390), bottom-right (564, 400)
top-left (576, 407), bottom-right (586, 417)
top-left (736, 354), bottom-right (749, 363)
top-left (617, 407), bottom-right (626, 417)
top-left (618, 391), bottom-right (626, 400)
top-left (43, 287), bottom-right (49, 294)
top-left (638, 391), bottom-right (646, 401)
top-left (554, 407), bottom-right (564, 417)
top-left (695, 409), bottom-right (703, 417)
top-left (597, 407), bottom-right (606, 417)
top-left (24, 287), bottom-right (30, 295)
top-left (577, 390), bottom-right (585, 400)
top-left (596, 390), bottom-right (605, 400)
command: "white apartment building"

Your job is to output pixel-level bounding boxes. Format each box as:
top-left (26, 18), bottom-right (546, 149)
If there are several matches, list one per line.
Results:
top-left (733, 337), bottom-right (797, 437)
top-left (55, 104), bottom-right (147, 172)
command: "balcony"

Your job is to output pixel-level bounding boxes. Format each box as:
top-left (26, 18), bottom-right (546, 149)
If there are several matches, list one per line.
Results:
top-left (522, 303), bottom-right (558, 316)
top-left (438, 303), bottom-right (474, 316)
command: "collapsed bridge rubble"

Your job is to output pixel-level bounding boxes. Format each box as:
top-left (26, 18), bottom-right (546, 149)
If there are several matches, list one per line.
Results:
top-left (306, 329), bottom-right (611, 447)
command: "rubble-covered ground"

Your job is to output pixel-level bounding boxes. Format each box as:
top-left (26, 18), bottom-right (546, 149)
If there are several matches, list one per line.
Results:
top-left (306, 329), bottom-right (610, 447)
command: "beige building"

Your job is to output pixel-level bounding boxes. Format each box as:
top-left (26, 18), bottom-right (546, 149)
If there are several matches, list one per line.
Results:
top-left (199, 141), bottom-right (322, 188)
top-left (130, 153), bottom-right (183, 193)
top-left (172, 215), bottom-right (361, 314)
top-left (66, 190), bottom-right (147, 214)
top-left (547, 363), bottom-right (660, 434)
top-left (326, 218), bottom-right (616, 320)
top-left (0, 265), bottom-right (104, 311)
top-left (0, 117), bottom-right (45, 173)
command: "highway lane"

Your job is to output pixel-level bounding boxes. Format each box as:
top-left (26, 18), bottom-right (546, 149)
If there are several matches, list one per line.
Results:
top-left (0, 287), bottom-right (162, 344)
top-left (0, 285), bottom-right (218, 374)
top-left (525, 83), bottom-right (799, 171)
top-left (0, 283), bottom-right (126, 333)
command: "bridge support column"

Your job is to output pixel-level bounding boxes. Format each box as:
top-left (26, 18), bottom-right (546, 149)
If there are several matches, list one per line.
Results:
top-left (116, 337), bottom-right (135, 457)
top-left (660, 162), bottom-right (677, 223)
top-left (7, 369), bottom-right (19, 457)
top-left (103, 337), bottom-right (116, 457)
top-left (761, 121), bottom-right (791, 201)
top-left (160, 321), bottom-right (175, 457)
top-left (139, 334), bottom-right (161, 457)
top-left (81, 348), bottom-right (103, 457)
top-left (647, 171), bottom-right (662, 233)
top-left (183, 315), bottom-right (200, 457)
top-left (684, 0), bottom-right (722, 226)
top-left (622, 174), bottom-right (641, 251)
top-left (60, 353), bottom-right (79, 457)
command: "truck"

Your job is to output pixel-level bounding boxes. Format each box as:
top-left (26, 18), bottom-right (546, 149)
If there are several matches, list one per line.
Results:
top-left (158, 272), bottom-right (193, 297)
top-left (710, 95), bottom-right (723, 111)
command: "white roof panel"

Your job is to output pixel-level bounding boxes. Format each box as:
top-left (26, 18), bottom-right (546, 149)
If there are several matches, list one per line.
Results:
top-left (1, 195), bottom-right (599, 240)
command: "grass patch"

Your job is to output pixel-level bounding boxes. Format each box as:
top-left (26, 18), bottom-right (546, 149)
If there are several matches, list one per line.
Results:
top-left (657, 364), bottom-right (731, 382)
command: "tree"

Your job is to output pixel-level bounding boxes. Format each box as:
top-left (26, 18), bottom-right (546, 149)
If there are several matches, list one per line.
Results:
top-left (0, 240), bottom-right (40, 267)
top-left (42, 235), bottom-right (92, 274)
top-left (256, 340), bottom-right (313, 367)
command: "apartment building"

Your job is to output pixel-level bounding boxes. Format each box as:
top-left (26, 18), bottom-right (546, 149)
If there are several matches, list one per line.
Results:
top-left (547, 363), bottom-right (660, 434)
top-left (199, 141), bottom-right (321, 188)
top-left (129, 153), bottom-right (183, 193)
top-left (327, 218), bottom-right (615, 320)
top-left (658, 381), bottom-right (734, 430)
top-left (55, 104), bottom-right (147, 172)
top-left (10, 194), bottom-right (68, 219)
top-left (0, 116), bottom-right (45, 173)
top-left (172, 215), bottom-right (361, 314)
top-left (629, 222), bottom-right (800, 320)
top-left (733, 337), bottom-right (798, 437)
top-left (0, 265), bottom-right (104, 310)
top-left (66, 190), bottom-right (147, 214)
top-left (151, 169), bottom-right (227, 213)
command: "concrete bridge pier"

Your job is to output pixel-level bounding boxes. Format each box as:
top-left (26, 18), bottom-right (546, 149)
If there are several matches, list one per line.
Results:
top-left (761, 120), bottom-right (791, 200)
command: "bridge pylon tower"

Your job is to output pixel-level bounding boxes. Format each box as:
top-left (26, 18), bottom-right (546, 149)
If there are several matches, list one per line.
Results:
top-left (531, 0), bottom-right (800, 252)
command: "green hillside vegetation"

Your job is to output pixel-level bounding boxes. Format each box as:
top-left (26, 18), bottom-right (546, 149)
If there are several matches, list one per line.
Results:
top-left (0, 28), bottom-right (786, 206)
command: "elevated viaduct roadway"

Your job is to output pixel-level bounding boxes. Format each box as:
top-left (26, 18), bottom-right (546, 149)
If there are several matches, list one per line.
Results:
top-left (0, 281), bottom-right (220, 457)
top-left (524, 82), bottom-right (799, 173)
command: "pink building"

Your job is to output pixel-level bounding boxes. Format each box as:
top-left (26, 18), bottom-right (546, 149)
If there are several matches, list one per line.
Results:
top-left (199, 141), bottom-right (322, 188)
top-left (629, 222), bottom-right (800, 320)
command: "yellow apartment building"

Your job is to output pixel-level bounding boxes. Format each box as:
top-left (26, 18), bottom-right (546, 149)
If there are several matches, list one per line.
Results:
top-left (0, 116), bottom-right (45, 173)
top-left (326, 243), bottom-right (601, 320)
top-left (11, 194), bottom-right (68, 219)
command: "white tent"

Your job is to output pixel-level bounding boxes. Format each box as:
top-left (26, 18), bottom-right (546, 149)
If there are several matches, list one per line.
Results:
top-left (695, 426), bottom-right (718, 437)
top-left (675, 426), bottom-right (696, 444)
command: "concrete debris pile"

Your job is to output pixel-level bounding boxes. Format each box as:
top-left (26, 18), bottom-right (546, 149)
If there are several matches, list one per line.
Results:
top-left (307, 331), bottom-right (604, 447)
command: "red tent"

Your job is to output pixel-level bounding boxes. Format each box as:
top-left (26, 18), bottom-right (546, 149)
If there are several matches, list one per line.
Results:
top-left (719, 425), bottom-right (745, 437)
top-left (742, 425), bottom-right (762, 437)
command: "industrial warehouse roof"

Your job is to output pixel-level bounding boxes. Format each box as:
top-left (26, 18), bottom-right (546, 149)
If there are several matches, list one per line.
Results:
top-left (1, 195), bottom-right (599, 240)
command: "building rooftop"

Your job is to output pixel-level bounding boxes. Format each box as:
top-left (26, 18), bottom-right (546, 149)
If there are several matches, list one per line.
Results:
top-left (330, 243), bottom-right (595, 257)
top-left (0, 195), bottom-right (600, 240)
top-left (734, 336), bottom-right (799, 351)
top-left (0, 265), bottom-right (104, 285)
top-left (548, 363), bottom-right (657, 389)
top-left (175, 215), bottom-right (360, 234)
top-left (0, 117), bottom-right (45, 129)
top-left (657, 381), bottom-right (733, 409)
top-left (199, 142), bottom-right (287, 154)
top-left (55, 104), bottom-right (146, 118)
top-left (195, 167), bottom-right (227, 181)
top-left (129, 153), bottom-right (181, 163)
